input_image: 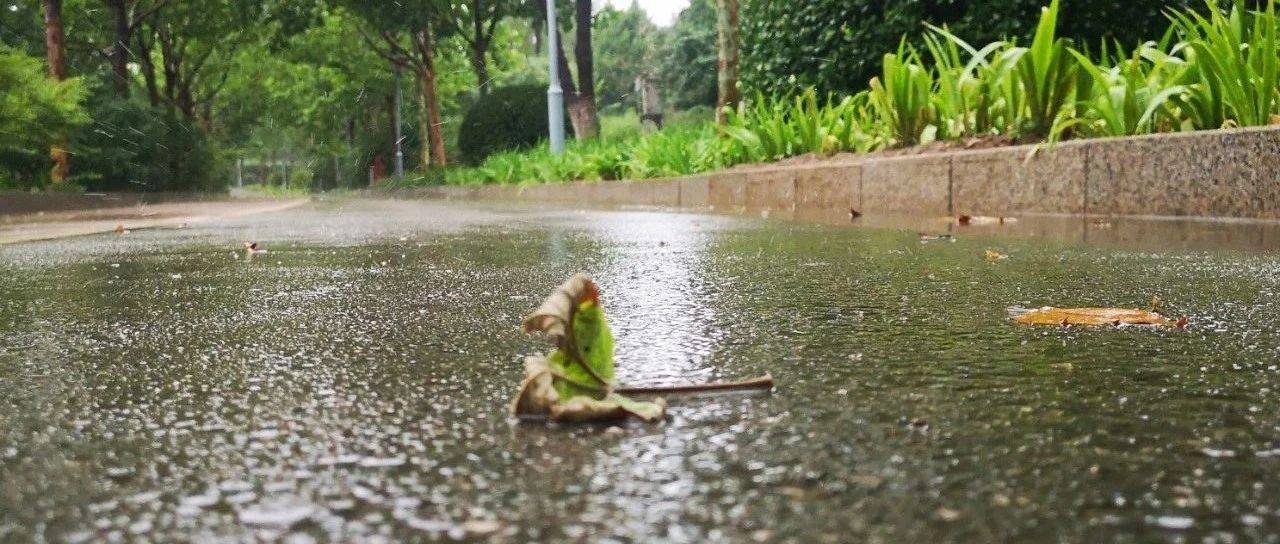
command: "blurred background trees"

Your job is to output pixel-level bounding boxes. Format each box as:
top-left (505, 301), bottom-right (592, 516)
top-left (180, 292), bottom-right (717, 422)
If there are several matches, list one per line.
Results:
top-left (0, 0), bottom-right (1199, 193)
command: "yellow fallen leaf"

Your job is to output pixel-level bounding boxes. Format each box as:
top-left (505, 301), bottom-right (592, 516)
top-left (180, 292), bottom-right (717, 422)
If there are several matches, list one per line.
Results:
top-left (958, 215), bottom-right (1018, 226)
top-left (985, 249), bottom-right (1008, 261)
top-left (1012, 307), bottom-right (1186, 328)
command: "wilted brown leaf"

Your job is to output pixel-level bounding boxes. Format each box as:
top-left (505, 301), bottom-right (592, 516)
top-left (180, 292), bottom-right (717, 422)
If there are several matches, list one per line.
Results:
top-left (521, 273), bottom-right (599, 342)
top-left (512, 275), bottom-right (667, 423)
top-left (548, 394), bottom-right (666, 423)
top-left (512, 355), bottom-right (667, 422)
top-left (510, 356), bottom-right (558, 417)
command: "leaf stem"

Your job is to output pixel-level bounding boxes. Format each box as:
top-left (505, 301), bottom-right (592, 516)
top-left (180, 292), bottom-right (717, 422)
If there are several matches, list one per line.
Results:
top-left (548, 370), bottom-right (607, 393)
top-left (614, 373), bottom-right (774, 395)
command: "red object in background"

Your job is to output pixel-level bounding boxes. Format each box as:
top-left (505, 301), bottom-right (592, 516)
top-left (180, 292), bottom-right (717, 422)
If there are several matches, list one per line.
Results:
top-left (371, 154), bottom-right (387, 184)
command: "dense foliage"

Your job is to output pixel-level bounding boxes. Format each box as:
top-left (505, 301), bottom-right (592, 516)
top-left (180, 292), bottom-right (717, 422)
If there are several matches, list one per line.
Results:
top-left (593, 3), bottom-right (658, 108)
top-left (6, 0), bottom-right (1268, 193)
top-left (446, 0), bottom-right (1280, 186)
top-left (656, 0), bottom-right (718, 109)
top-left (1, 0), bottom-right (539, 192)
top-left (73, 97), bottom-right (224, 192)
top-left (740, 0), bottom-right (1192, 98)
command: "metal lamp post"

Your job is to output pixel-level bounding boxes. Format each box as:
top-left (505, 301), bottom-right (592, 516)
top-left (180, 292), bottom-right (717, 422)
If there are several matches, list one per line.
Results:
top-left (546, 0), bottom-right (565, 154)
top-left (393, 64), bottom-right (405, 176)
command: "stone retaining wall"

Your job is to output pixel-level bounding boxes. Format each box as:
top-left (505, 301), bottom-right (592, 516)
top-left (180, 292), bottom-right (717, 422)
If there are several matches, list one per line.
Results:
top-left (415, 125), bottom-right (1280, 220)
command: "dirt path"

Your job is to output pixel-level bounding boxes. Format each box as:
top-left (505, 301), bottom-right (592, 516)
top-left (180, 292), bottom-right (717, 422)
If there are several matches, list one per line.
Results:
top-left (0, 198), bottom-right (310, 244)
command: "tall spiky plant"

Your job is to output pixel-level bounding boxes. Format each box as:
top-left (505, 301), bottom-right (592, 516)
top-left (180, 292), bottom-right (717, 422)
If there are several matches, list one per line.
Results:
top-left (1012, 0), bottom-right (1079, 137)
top-left (868, 42), bottom-right (937, 146)
top-left (1067, 42), bottom-right (1189, 136)
top-left (1168, 0), bottom-right (1280, 129)
top-left (924, 24), bottom-right (1020, 138)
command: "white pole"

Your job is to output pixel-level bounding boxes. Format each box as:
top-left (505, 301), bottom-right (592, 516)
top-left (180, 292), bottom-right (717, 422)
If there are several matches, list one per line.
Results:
top-left (546, 0), bottom-right (565, 154)
top-left (393, 64), bottom-right (405, 176)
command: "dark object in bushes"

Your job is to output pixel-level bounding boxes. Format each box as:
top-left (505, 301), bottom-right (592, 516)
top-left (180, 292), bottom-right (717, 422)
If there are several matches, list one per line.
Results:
top-left (457, 84), bottom-right (569, 164)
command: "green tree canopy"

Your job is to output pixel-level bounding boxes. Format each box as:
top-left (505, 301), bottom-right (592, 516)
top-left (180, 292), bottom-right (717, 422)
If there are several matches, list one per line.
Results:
top-left (592, 2), bottom-right (656, 108)
top-left (0, 46), bottom-right (87, 188)
top-left (657, 0), bottom-right (717, 109)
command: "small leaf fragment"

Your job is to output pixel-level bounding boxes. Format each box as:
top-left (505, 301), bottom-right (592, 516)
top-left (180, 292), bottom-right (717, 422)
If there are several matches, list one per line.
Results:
top-left (548, 396), bottom-right (629, 422)
top-left (605, 393), bottom-right (666, 422)
top-left (548, 394), bottom-right (666, 423)
top-left (521, 273), bottom-right (598, 341)
top-left (511, 355), bottom-right (558, 418)
top-left (570, 299), bottom-right (615, 385)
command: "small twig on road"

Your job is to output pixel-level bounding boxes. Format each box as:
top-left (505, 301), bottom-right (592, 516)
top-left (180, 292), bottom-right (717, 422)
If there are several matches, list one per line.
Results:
top-left (615, 373), bottom-right (773, 395)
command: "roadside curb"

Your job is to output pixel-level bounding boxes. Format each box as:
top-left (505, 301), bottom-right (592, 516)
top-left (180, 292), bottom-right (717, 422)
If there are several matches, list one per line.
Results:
top-left (401, 125), bottom-right (1280, 221)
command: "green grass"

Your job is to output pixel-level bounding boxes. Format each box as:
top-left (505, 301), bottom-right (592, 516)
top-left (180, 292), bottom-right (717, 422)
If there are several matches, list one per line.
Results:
top-left (401, 0), bottom-right (1280, 188)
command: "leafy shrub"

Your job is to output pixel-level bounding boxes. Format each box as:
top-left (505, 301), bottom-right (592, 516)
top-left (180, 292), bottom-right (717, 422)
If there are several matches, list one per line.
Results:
top-left (457, 84), bottom-right (567, 164)
top-left (0, 46), bottom-right (87, 189)
top-left (720, 90), bottom-right (882, 162)
top-left (73, 97), bottom-right (227, 192)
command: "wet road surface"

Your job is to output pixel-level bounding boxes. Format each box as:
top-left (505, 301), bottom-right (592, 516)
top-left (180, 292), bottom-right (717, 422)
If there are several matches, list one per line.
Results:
top-left (2, 198), bottom-right (1280, 542)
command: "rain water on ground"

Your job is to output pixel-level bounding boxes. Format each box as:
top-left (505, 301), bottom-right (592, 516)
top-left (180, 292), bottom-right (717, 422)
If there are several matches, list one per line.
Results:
top-left (2, 199), bottom-right (1279, 542)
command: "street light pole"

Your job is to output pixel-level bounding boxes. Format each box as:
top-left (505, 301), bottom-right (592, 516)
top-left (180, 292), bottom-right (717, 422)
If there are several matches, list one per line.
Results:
top-left (546, 0), bottom-right (565, 155)
top-left (393, 64), bottom-right (405, 176)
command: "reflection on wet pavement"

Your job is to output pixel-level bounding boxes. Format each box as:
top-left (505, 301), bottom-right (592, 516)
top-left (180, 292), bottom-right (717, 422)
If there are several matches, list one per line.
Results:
top-left (2, 198), bottom-right (1279, 542)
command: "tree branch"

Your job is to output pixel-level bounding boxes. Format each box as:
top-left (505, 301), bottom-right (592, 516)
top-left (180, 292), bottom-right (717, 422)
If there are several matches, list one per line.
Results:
top-left (358, 27), bottom-right (409, 67)
top-left (128, 0), bottom-right (171, 33)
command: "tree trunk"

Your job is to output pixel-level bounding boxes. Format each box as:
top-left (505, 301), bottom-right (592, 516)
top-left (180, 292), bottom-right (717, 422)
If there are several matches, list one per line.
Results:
top-left (552, 24), bottom-right (576, 95)
top-left (715, 0), bottom-right (741, 125)
top-left (415, 74), bottom-right (430, 168)
top-left (391, 63), bottom-right (404, 176)
top-left (332, 154), bottom-right (341, 189)
top-left (158, 29), bottom-right (181, 112)
top-left (468, 41), bottom-right (491, 96)
top-left (386, 90), bottom-right (397, 169)
top-left (531, 17), bottom-right (543, 54)
top-left (177, 83), bottom-right (196, 119)
top-left (42, 0), bottom-right (70, 185)
top-left (106, 0), bottom-right (131, 97)
top-left (567, 97), bottom-right (600, 140)
top-left (136, 25), bottom-right (161, 106)
top-left (469, 7), bottom-right (492, 96)
top-left (416, 26), bottom-right (447, 167)
top-left (569, 0), bottom-right (599, 139)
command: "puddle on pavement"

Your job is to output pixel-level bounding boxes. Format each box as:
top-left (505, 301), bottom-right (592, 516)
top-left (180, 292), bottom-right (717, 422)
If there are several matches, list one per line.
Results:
top-left (1, 200), bottom-right (1279, 542)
